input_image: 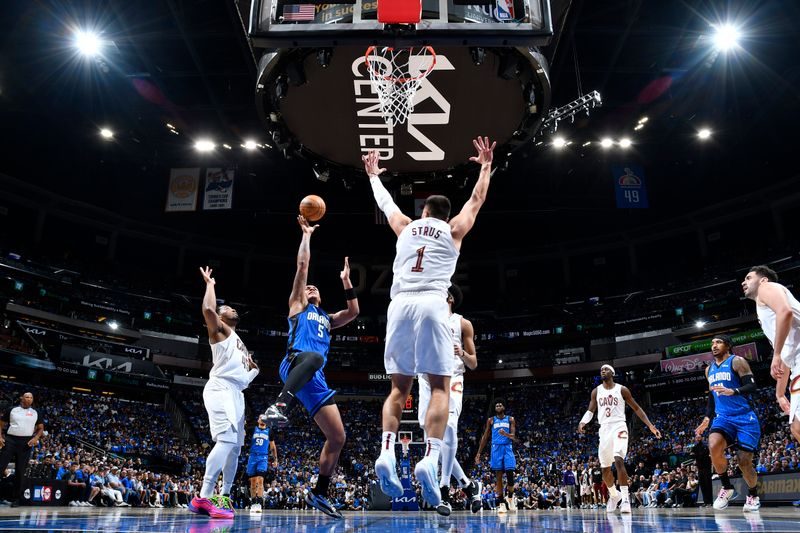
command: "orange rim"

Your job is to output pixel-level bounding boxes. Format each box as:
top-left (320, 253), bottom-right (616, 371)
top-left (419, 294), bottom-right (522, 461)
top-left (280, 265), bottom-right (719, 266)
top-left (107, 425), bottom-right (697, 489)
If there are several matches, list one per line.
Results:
top-left (364, 46), bottom-right (437, 83)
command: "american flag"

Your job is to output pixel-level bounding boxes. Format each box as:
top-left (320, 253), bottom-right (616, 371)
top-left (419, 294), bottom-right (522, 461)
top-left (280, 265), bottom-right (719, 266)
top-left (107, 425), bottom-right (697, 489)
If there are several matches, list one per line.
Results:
top-left (282, 5), bottom-right (315, 21)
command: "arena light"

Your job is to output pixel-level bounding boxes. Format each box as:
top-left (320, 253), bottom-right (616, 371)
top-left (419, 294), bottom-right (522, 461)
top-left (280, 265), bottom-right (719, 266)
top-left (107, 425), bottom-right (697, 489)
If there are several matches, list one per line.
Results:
top-left (242, 140), bottom-right (258, 151)
top-left (552, 136), bottom-right (567, 149)
top-left (634, 124), bottom-right (644, 131)
top-left (75, 30), bottom-right (101, 57)
top-left (497, 359), bottom-right (503, 364)
top-left (222, 143), bottom-right (232, 150)
top-left (618, 138), bottom-right (632, 149)
top-left (108, 321), bottom-right (119, 330)
top-left (638, 116), bottom-right (649, 124)
top-left (99, 128), bottom-right (113, 140)
top-left (695, 320), bottom-right (706, 328)
top-left (600, 138), bottom-right (614, 149)
top-left (697, 128), bottom-right (712, 140)
top-left (712, 24), bottom-right (741, 52)
top-left (194, 139), bottom-right (215, 152)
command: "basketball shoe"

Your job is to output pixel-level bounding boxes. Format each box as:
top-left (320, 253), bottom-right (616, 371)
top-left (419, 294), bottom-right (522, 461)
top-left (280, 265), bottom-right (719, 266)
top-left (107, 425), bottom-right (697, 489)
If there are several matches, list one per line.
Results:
top-left (606, 492), bottom-right (622, 513)
top-left (742, 495), bottom-right (760, 512)
top-left (305, 491), bottom-right (343, 519)
top-left (414, 456), bottom-right (441, 507)
top-left (713, 487), bottom-right (737, 510)
top-left (188, 496), bottom-right (234, 519)
top-left (261, 404), bottom-right (288, 426)
top-left (436, 489), bottom-right (452, 516)
top-left (464, 480), bottom-right (482, 513)
top-left (374, 453), bottom-right (404, 498)
top-left (619, 497), bottom-right (631, 514)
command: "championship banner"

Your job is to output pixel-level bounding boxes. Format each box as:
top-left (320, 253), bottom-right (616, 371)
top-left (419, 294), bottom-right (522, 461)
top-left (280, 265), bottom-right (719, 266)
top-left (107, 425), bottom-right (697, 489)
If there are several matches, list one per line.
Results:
top-left (612, 165), bottom-right (649, 208)
top-left (165, 168), bottom-right (199, 212)
top-left (203, 168), bottom-right (235, 210)
top-left (660, 342), bottom-right (759, 374)
top-left (666, 329), bottom-right (766, 358)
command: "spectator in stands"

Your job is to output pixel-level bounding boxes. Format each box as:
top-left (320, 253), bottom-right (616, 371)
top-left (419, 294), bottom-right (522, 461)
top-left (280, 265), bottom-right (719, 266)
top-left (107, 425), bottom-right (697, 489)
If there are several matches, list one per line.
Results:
top-left (64, 462), bottom-right (87, 507)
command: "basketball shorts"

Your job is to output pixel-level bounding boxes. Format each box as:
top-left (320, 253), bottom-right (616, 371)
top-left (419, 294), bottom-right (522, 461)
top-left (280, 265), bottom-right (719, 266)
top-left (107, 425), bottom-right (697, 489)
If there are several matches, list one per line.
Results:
top-left (418, 373), bottom-right (463, 430)
top-left (580, 484), bottom-right (592, 496)
top-left (787, 350), bottom-right (800, 425)
top-left (203, 379), bottom-right (246, 446)
top-left (490, 443), bottom-right (516, 471)
top-left (384, 291), bottom-right (453, 377)
top-left (710, 411), bottom-right (761, 452)
top-left (598, 422), bottom-right (629, 468)
top-left (279, 355), bottom-right (336, 417)
top-left (246, 455), bottom-right (269, 477)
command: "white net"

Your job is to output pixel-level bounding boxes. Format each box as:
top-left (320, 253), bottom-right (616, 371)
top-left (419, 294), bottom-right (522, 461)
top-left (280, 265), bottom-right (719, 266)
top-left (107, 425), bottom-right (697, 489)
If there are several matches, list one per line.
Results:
top-left (365, 46), bottom-right (436, 127)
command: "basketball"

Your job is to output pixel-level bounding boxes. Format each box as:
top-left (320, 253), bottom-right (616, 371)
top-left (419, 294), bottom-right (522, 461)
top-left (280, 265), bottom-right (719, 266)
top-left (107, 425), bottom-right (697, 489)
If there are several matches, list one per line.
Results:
top-left (299, 195), bottom-right (326, 222)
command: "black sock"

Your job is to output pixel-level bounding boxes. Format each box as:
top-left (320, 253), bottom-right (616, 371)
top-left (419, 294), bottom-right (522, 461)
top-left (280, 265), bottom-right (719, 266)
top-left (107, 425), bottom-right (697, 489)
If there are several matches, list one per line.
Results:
top-left (313, 474), bottom-right (331, 497)
top-left (277, 352), bottom-right (324, 407)
top-left (720, 473), bottom-right (733, 489)
top-left (463, 480), bottom-right (474, 497)
top-left (748, 486), bottom-right (758, 497)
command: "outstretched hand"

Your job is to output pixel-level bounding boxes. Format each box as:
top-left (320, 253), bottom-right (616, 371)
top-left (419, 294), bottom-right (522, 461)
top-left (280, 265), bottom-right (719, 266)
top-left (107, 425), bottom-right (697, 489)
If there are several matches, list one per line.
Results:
top-left (340, 256), bottom-right (350, 281)
top-left (200, 266), bottom-right (215, 285)
top-left (469, 136), bottom-right (497, 165)
top-left (298, 215), bottom-right (319, 235)
top-left (362, 150), bottom-right (386, 177)
top-left (649, 426), bottom-right (662, 439)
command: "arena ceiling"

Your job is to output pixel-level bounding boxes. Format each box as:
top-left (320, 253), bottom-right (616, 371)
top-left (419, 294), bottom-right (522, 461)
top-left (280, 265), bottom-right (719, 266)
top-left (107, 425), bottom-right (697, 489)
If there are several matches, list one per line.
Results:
top-left (1, 0), bottom-right (799, 258)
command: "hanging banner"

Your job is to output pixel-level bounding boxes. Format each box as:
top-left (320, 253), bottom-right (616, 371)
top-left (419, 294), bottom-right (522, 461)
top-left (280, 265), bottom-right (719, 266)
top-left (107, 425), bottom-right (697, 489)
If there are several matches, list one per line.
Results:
top-left (665, 329), bottom-right (766, 358)
top-left (660, 342), bottom-right (759, 374)
top-left (203, 168), bottom-right (235, 210)
top-left (165, 168), bottom-right (199, 212)
top-left (612, 165), bottom-right (649, 208)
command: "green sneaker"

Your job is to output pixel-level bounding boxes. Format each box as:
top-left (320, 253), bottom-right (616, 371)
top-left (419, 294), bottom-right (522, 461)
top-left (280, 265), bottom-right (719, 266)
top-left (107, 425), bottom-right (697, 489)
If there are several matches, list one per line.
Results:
top-left (210, 494), bottom-right (235, 513)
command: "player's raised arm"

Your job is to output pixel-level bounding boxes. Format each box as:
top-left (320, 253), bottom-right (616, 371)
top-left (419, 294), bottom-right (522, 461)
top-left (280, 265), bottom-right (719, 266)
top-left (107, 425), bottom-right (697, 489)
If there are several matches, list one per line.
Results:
top-left (578, 387), bottom-right (598, 434)
top-left (289, 215), bottom-right (317, 315)
top-left (458, 318), bottom-right (478, 370)
top-left (362, 150), bottom-right (411, 237)
top-left (449, 136), bottom-right (497, 247)
top-left (330, 257), bottom-right (359, 329)
top-left (475, 417), bottom-right (493, 464)
top-left (621, 386), bottom-right (661, 438)
top-left (200, 266), bottom-right (230, 344)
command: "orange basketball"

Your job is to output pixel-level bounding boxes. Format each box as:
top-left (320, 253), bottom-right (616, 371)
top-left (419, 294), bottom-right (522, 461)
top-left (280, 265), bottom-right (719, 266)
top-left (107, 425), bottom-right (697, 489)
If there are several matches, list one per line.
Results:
top-left (299, 195), bottom-right (326, 222)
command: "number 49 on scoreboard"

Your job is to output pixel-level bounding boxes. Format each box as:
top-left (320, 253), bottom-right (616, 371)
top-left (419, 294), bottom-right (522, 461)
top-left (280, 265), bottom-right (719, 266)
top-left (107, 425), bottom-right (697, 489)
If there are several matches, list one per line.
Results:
top-left (612, 165), bottom-right (649, 209)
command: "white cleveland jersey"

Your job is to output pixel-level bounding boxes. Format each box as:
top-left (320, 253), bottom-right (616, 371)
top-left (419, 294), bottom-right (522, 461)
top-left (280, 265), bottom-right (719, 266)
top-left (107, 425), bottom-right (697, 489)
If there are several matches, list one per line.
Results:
top-left (596, 384), bottom-right (626, 426)
top-left (757, 283), bottom-right (800, 366)
top-left (450, 313), bottom-right (466, 377)
top-left (391, 217), bottom-right (459, 298)
top-left (209, 331), bottom-right (259, 391)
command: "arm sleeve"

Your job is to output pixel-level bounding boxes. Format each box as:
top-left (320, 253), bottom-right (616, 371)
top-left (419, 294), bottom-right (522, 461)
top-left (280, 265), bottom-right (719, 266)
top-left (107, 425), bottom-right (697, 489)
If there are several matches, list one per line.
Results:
top-left (369, 176), bottom-right (400, 218)
top-left (705, 391), bottom-right (716, 419)
top-left (735, 373), bottom-right (757, 395)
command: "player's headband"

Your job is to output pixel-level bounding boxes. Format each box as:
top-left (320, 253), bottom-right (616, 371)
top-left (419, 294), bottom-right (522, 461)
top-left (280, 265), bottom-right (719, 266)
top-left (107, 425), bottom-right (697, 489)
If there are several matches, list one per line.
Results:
top-left (712, 335), bottom-right (734, 349)
top-left (600, 364), bottom-right (615, 376)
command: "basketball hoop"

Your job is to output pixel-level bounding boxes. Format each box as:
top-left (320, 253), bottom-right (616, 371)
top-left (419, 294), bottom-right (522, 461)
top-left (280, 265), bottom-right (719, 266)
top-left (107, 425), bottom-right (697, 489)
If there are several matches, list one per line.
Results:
top-left (365, 46), bottom-right (436, 127)
top-left (399, 436), bottom-right (412, 456)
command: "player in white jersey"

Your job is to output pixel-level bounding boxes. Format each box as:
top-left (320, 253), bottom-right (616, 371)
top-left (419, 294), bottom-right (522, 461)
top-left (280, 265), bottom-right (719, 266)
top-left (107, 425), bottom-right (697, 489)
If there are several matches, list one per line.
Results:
top-left (578, 365), bottom-right (661, 514)
top-left (365, 136), bottom-right (496, 507)
top-left (189, 266), bottom-right (259, 519)
top-left (742, 265), bottom-right (800, 443)
top-left (417, 286), bottom-right (481, 515)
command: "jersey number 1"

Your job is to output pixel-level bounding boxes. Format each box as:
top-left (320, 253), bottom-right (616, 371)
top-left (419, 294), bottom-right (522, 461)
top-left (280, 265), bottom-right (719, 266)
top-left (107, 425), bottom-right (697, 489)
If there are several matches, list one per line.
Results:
top-left (411, 246), bottom-right (426, 272)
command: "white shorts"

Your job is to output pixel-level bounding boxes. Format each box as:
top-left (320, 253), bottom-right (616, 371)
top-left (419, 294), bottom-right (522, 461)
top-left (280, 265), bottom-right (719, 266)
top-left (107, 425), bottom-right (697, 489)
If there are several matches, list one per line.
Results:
top-left (203, 379), bottom-right (246, 446)
top-left (580, 484), bottom-right (592, 496)
top-left (418, 373), bottom-right (463, 430)
top-left (384, 291), bottom-right (454, 377)
top-left (598, 422), bottom-right (629, 468)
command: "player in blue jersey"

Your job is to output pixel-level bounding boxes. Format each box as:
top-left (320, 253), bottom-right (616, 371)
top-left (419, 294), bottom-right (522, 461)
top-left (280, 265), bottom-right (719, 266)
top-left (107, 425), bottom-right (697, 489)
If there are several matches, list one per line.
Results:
top-left (475, 398), bottom-right (517, 513)
top-left (246, 417), bottom-right (277, 514)
top-left (260, 215), bottom-right (359, 518)
top-left (694, 335), bottom-right (761, 512)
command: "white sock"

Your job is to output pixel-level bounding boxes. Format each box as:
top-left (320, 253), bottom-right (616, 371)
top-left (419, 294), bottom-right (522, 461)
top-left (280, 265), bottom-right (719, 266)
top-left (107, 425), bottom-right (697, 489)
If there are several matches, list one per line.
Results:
top-left (221, 445), bottom-right (241, 495)
top-left (425, 437), bottom-right (442, 465)
top-left (440, 426), bottom-right (457, 488)
top-left (200, 441), bottom-right (237, 498)
top-left (380, 431), bottom-right (396, 457)
top-left (451, 459), bottom-right (470, 488)
top-left (608, 485), bottom-right (619, 498)
top-left (620, 485), bottom-right (629, 498)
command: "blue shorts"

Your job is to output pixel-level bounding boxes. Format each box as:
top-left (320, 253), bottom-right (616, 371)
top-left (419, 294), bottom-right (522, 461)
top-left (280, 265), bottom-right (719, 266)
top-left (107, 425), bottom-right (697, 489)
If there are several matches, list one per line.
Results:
top-left (279, 355), bottom-right (336, 417)
top-left (246, 455), bottom-right (269, 477)
top-left (490, 443), bottom-right (516, 471)
top-left (710, 411), bottom-right (761, 452)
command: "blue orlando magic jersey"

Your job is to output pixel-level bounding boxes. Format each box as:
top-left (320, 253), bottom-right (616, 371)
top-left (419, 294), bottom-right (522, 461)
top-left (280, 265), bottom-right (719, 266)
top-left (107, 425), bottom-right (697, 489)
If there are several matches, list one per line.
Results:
top-left (492, 416), bottom-right (512, 445)
top-left (286, 304), bottom-right (331, 360)
top-left (708, 355), bottom-right (753, 417)
top-left (250, 427), bottom-right (270, 456)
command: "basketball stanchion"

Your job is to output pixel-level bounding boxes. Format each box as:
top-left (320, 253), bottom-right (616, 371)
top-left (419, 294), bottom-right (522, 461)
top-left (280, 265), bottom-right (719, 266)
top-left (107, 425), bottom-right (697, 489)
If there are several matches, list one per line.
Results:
top-left (392, 434), bottom-right (419, 511)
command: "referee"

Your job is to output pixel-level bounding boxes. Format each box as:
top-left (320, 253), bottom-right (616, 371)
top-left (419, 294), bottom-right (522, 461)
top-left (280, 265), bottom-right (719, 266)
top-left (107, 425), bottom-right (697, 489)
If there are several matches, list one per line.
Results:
top-left (0, 392), bottom-right (44, 506)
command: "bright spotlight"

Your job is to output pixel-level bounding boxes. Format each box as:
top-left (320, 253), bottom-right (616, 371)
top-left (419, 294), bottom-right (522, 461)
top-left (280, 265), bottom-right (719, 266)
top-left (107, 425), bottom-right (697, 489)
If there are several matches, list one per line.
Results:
top-left (713, 24), bottom-right (740, 52)
top-left (99, 128), bottom-right (113, 139)
top-left (638, 116), bottom-right (649, 124)
top-left (108, 321), bottom-right (119, 330)
top-left (75, 31), bottom-right (101, 57)
top-left (194, 139), bottom-right (215, 152)
top-left (698, 128), bottom-right (712, 140)
top-left (695, 320), bottom-right (706, 328)
top-left (618, 138), bottom-right (632, 149)
top-left (600, 138), bottom-right (614, 149)
top-left (497, 359), bottom-right (503, 364)
top-left (243, 140), bottom-right (258, 151)
top-left (552, 137), bottom-right (567, 149)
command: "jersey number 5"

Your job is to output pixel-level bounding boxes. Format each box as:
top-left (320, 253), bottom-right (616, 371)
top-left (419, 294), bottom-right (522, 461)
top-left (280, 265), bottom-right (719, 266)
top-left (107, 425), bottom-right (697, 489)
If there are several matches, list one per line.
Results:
top-left (317, 324), bottom-right (325, 338)
top-left (411, 246), bottom-right (426, 273)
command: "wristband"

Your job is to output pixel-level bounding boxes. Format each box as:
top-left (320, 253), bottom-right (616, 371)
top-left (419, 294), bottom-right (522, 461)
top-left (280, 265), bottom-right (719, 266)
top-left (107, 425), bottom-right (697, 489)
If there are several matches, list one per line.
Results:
top-left (733, 388), bottom-right (740, 395)
top-left (344, 288), bottom-right (357, 300)
top-left (580, 411), bottom-right (593, 425)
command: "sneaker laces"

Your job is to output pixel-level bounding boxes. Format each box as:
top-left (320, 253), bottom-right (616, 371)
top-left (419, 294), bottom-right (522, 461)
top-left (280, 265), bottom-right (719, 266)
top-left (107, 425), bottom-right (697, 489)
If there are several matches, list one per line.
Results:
top-left (717, 488), bottom-right (730, 499)
top-left (210, 494), bottom-right (233, 510)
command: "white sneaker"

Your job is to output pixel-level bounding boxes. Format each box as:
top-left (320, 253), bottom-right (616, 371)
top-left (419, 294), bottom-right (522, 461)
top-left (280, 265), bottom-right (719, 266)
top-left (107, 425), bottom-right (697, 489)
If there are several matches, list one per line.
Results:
top-left (250, 502), bottom-right (263, 514)
top-left (619, 497), bottom-right (631, 514)
top-left (375, 453), bottom-right (404, 498)
top-left (69, 501), bottom-right (79, 507)
top-left (607, 492), bottom-right (622, 513)
top-left (414, 456), bottom-right (441, 507)
top-left (497, 502), bottom-right (507, 514)
top-left (510, 496), bottom-right (517, 512)
top-left (713, 488), bottom-right (737, 510)
top-left (742, 495), bottom-right (760, 512)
